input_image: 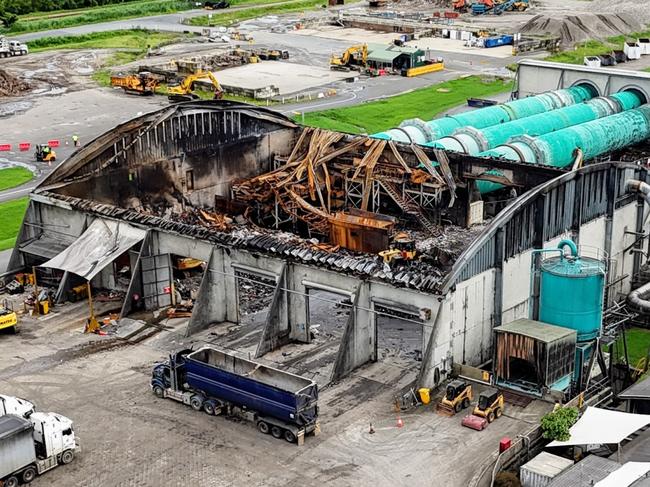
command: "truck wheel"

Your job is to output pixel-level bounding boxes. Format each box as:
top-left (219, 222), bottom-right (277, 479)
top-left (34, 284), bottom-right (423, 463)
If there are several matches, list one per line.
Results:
top-left (284, 430), bottom-right (296, 443)
top-left (4, 476), bottom-right (19, 487)
top-left (203, 402), bottom-right (215, 415)
top-left (152, 385), bottom-right (164, 398)
top-left (487, 411), bottom-right (495, 423)
top-left (61, 449), bottom-right (75, 464)
top-left (271, 426), bottom-right (282, 439)
top-left (22, 466), bottom-right (36, 483)
top-left (257, 421), bottom-right (270, 434)
top-left (495, 407), bottom-right (503, 418)
top-left (462, 398), bottom-right (470, 409)
top-left (190, 396), bottom-right (203, 411)
top-left (454, 402), bottom-right (462, 413)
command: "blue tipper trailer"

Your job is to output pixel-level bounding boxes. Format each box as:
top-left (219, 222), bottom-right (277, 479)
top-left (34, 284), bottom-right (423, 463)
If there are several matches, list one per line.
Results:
top-left (151, 347), bottom-right (320, 445)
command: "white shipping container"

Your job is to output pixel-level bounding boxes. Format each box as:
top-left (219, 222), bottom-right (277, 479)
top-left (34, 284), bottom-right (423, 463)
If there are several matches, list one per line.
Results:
top-left (449, 30), bottom-right (458, 40)
top-left (460, 31), bottom-right (471, 41)
top-left (520, 452), bottom-right (574, 487)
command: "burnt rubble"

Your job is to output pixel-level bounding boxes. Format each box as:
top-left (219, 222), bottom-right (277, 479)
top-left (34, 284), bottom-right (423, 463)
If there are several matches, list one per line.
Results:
top-left (38, 190), bottom-right (471, 293)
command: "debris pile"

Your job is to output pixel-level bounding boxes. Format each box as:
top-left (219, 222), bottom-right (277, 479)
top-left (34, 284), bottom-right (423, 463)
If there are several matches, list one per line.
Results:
top-left (519, 13), bottom-right (643, 45)
top-left (233, 127), bottom-right (453, 238)
top-left (0, 69), bottom-right (30, 97)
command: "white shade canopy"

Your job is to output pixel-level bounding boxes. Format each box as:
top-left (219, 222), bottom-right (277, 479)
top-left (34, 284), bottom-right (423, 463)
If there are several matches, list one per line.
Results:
top-left (548, 407), bottom-right (650, 447)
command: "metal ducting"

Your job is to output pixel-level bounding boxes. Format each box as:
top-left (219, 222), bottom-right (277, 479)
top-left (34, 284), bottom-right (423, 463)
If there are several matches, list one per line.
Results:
top-left (371, 85), bottom-right (596, 143)
top-left (480, 104), bottom-right (650, 168)
top-left (430, 91), bottom-right (642, 155)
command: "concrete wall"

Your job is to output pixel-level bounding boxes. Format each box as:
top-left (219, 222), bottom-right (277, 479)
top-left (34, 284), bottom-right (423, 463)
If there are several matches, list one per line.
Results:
top-left (517, 60), bottom-right (650, 102)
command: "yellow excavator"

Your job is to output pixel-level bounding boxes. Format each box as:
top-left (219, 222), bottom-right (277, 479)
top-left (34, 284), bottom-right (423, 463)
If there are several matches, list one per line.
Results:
top-left (168, 71), bottom-right (224, 103)
top-left (330, 44), bottom-right (368, 71)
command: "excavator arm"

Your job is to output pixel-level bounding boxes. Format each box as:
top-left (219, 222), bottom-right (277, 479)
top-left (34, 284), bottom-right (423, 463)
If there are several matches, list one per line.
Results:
top-left (168, 71), bottom-right (224, 101)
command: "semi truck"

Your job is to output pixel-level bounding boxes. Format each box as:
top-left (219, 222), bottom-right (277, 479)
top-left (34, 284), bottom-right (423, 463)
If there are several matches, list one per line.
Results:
top-left (0, 395), bottom-right (35, 418)
top-left (0, 37), bottom-right (28, 57)
top-left (151, 347), bottom-right (320, 445)
top-left (0, 412), bottom-right (79, 486)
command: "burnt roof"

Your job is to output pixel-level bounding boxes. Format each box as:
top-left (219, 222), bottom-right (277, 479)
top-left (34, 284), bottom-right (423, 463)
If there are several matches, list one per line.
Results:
top-left (38, 191), bottom-right (448, 293)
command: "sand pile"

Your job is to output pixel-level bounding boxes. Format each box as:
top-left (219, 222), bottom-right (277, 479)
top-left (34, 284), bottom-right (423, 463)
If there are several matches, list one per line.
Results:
top-left (519, 13), bottom-right (643, 45)
top-left (0, 69), bottom-right (30, 97)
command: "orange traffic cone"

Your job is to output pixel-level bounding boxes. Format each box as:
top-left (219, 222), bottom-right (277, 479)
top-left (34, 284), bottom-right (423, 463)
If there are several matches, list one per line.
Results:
top-left (396, 416), bottom-right (404, 428)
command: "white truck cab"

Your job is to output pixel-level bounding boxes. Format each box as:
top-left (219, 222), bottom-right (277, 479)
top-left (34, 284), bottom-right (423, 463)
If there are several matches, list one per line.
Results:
top-left (30, 412), bottom-right (77, 462)
top-left (0, 395), bottom-right (35, 418)
top-left (8, 40), bottom-right (28, 56)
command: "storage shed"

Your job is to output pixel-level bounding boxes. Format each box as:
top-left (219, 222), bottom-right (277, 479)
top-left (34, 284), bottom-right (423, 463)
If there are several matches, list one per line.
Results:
top-left (494, 318), bottom-right (577, 394)
top-left (367, 44), bottom-right (426, 71)
top-left (520, 452), bottom-right (574, 487)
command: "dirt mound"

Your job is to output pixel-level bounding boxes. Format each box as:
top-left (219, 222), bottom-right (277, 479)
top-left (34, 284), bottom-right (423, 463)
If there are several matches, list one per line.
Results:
top-left (518, 13), bottom-right (643, 45)
top-left (0, 69), bottom-right (30, 97)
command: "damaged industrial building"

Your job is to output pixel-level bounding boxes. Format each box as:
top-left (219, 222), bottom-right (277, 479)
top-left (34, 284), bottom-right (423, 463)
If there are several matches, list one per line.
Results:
top-left (9, 62), bottom-right (650, 403)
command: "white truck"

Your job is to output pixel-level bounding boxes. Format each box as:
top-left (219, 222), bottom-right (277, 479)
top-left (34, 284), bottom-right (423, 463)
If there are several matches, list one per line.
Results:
top-left (0, 395), bottom-right (35, 418)
top-left (0, 37), bottom-right (29, 57)
top-left (0, 412), bottom-right (79, 486)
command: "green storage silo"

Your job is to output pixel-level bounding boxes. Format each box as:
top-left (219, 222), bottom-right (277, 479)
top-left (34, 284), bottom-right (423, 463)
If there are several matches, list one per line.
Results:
top-left (538, 240), bottom-right (606, 342)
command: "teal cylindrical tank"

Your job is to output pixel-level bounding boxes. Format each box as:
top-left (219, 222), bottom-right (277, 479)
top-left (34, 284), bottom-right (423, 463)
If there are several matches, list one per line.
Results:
top-left (538, 240), bottom-right (606, 342)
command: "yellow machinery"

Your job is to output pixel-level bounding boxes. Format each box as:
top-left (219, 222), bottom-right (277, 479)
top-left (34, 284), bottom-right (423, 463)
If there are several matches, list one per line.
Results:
top-left (34, 144), bottom-right (56, 163)
top-left (167, 71), bottom-right (224, 103)
top-left (472, 389), bottom-right (504, 422)
top-left (379, 233), bottom-right (417, 266)
top-left (404, 61), bottom-right (444, 77)
top-left (330, 44), bottom-right (368, 71)
top-left (0, 299), bottom-right (18, 334)
top-left (436, 380), bottom-right (473, 415)
top-left (110, 72), bottom-right (160, 96)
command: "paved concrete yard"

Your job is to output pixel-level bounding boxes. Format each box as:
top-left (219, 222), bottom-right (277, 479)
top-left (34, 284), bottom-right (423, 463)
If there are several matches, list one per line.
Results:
top-left (0, 294), bottom-right (552, 487)
top-left (216, 62), bottom-right (352, 95)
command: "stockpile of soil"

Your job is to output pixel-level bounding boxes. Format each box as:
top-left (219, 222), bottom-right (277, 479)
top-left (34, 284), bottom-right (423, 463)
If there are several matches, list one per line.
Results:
top-left (519, 13), bottom-right (643, 45)
top-left (0, 69), bottom-right (30, 97)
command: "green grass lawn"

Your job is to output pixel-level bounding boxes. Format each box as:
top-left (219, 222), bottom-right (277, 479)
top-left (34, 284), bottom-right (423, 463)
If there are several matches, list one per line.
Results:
top-left (0, 198), bottom-right (29, 251)
top-left (619, 327), bottom-right (650, 366)
top-left (546, 29), bottom-right (650, 65)
top-left (187, 0), bottom-right (326, 26)
top-left (27, 30), bottom-right (184, 52)
top-left (3, 0), bottom-right (194, 35)
top-left (300, 76), bottom-right (513, 134)
top-left (0, 168), bottom-right (34, 192)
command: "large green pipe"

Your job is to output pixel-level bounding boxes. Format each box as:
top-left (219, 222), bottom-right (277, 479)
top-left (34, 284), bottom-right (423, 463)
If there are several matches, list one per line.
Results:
top-left (429, 91), bottom-right (642, 155)
top-left (371, 85), bottom-right (596, 144)
top-left (476, 104), bottom-right (650, 193)
top-left (482, 104), bottom-right (650, 166)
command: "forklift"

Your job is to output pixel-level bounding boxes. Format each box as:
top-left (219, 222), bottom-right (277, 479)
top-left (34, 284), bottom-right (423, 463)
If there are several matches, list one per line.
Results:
top-left (436, 379), bottom-right (473, 415)
top-left (34, 144), bottom-right (56, 163)
top-left (461, 388), bottom-right (504, 430)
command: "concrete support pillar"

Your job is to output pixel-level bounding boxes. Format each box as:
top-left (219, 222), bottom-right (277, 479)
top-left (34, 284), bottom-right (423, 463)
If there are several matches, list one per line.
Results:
top-left (331, 282), bottom-right (372, 381)
top-left (185, 247), bottom-right (228, 336)
top-left (287, 269), bottom-right (309, 343)
top-left (120, 230), bottom-right (152, 318)
top-left (255, 264), bottom-right (290, 358)
top-left (417, 300), bottom-right (446, 388)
